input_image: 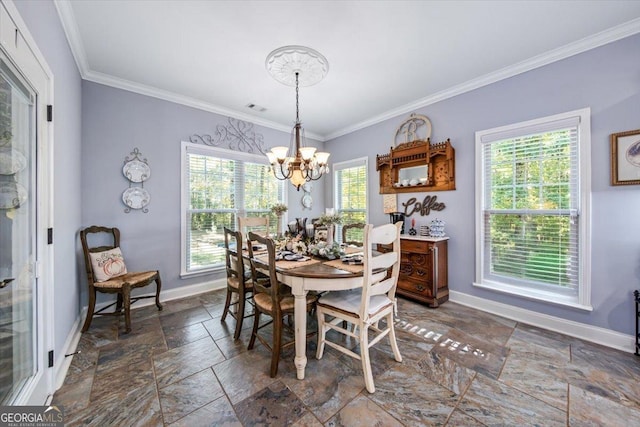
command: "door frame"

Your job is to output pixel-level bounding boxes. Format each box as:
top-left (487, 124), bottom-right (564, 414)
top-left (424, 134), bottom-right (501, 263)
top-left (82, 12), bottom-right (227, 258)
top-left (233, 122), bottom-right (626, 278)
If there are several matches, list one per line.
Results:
top-left (1, 0), bottom-right (54, 405)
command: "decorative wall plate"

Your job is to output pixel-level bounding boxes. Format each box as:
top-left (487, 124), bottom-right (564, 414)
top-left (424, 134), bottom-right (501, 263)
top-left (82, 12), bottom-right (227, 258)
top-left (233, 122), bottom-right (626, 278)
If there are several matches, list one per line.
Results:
top-left (123, 160), bottom-right (151, 182)
top-left (122, 187), bottom-right (150, 209)
top-left (0, 182), bottom-right (28, 208)
top-left (302, 193), bottom-right (312, 209)
top-left (0, 149), bottom-right (27, 175)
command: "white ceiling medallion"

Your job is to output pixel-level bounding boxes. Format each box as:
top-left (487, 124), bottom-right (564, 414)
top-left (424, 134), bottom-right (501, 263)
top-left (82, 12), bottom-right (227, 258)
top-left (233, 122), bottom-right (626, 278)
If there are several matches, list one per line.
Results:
top-left (265, 45), bottom-right (329, 87)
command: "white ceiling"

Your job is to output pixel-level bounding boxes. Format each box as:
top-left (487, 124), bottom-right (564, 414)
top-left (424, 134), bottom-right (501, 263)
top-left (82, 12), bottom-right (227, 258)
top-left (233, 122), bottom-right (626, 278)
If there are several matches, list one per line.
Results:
top-left (55, 1), bottom-right (640, 141)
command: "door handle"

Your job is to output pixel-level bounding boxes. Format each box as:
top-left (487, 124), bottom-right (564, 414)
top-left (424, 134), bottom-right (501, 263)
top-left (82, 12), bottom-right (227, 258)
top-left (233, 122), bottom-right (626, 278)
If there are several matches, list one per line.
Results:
top-left (0, 278), bottom-right (14, 289)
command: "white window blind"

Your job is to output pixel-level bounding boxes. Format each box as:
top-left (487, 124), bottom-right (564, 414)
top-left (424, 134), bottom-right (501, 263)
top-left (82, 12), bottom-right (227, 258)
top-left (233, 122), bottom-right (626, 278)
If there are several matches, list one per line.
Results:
top-left (182, 143), bottom-right (284, 275)
top-left (476, 109), bottom-right (591, 308)
top-left (334, 158), bottom-right (368, 243)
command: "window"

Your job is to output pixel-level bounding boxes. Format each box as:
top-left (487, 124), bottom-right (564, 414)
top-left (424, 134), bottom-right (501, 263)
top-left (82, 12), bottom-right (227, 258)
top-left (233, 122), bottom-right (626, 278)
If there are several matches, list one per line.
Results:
top-left (181, 142), bottom-right (285, 275)
top-left (475, 108), bottom-right (591, 309)
top-left (334, 157), bottom-right (368, 243)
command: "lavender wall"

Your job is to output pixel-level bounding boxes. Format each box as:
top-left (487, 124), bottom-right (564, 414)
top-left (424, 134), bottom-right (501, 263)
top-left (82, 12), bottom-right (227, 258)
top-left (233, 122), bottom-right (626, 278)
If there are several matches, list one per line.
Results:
top-left (326, 33), bottom-right (640, 336)
top-left (21, 0), bottom-right (637, 345)
top-left (80, 81), bottom-right (325, 303)
top-left (12, 0), bottom-right (83, 359)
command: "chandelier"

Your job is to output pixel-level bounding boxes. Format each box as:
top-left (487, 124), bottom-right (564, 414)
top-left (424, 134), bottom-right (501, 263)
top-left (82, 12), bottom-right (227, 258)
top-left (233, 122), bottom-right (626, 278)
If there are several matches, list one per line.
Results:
top-left (265, 46), bottom-right (330, 190)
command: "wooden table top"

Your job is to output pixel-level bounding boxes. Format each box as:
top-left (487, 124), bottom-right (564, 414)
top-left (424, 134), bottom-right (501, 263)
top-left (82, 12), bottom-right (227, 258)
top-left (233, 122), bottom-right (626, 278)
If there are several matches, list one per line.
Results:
top-left (276, 259), bottom-right (362, 278)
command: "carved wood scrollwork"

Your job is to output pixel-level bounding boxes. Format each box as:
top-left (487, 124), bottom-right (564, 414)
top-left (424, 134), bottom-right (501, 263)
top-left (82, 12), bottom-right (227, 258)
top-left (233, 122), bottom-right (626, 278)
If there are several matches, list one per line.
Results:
top-left (376, 114), bottom-right (455, 194)
top-left (408, 253), bottom-right (426, 265)
top-left (400, 263), bottom-right (414, 276)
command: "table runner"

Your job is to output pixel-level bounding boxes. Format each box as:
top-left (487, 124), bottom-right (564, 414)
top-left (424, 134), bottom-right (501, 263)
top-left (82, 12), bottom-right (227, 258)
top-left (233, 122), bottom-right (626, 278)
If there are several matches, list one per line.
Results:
top-left (322, 258), bottom-right (364, 274)
top-left (255, 253), bottom-right (321, 270)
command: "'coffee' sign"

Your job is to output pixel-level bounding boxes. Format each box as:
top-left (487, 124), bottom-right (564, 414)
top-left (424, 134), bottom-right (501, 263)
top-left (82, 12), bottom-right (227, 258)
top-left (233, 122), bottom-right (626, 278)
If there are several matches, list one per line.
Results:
top-left (402, 195), bottom-right (445, 217)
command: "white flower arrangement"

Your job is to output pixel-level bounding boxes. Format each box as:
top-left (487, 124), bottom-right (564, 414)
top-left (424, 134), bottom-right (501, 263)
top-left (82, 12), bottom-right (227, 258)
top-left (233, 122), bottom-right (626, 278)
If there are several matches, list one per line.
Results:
top-left (274, 237), bottom-right (289, 252)
top-left (282, 233), bottom-right (308, 254)
top-left (270, 203), bottom-right (288, 215)
top-left (308, 241), bottom-right (344, 260)
top-left (316, 212), bottom-right (343, 226)
top-left (290, 240), bottom-right (308, 254)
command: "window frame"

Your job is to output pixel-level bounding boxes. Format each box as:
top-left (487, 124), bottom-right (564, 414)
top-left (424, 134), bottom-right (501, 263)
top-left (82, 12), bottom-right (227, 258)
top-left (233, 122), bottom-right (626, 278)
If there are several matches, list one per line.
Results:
top-left (333, 157), bottom-right (368, 243)
top-left (180, 141), bottom-right (286, 277)
top-left (474, 108), bottom-right (592, 310)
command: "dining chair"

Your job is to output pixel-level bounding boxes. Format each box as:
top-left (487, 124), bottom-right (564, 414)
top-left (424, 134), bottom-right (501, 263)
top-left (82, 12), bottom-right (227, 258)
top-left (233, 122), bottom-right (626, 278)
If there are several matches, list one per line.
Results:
top-left (246, 231), bottom-right (318, 377)
top-left (341, 222), bottom-right (366, 246)
top-left (221, 227), bottom-right (255, 340)
top-left (80, 225), bottom-right (163, 334)
top-left (315, 222), bottom-right (403, 393)
top-left (237, 215), bottom-right (270, 243)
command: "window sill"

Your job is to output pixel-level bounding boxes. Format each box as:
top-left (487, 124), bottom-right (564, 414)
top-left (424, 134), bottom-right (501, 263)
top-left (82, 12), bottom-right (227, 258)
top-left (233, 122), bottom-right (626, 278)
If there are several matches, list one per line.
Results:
top-left (180, 266), bottom-right (224, 279)
top-left (473, 280), bottom-right (593, 312)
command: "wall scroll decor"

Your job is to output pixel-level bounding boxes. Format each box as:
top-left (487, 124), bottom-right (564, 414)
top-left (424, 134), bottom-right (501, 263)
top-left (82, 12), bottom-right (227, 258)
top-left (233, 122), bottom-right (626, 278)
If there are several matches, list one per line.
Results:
top-left (190, 117), bottom-right (266, 154)
top-left (122, 147), bottom-right (150, 213)
top-left (611, 128), bottom-right (640, 186)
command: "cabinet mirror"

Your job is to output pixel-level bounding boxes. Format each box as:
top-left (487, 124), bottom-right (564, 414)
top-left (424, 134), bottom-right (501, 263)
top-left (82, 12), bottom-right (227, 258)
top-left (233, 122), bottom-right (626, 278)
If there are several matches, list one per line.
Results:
top-left (397, 165), bottom-right (428, 186)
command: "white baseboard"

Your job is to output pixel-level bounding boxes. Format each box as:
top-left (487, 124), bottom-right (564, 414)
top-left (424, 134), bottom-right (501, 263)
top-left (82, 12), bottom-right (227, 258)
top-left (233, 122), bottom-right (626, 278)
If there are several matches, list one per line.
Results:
top-left (53, 278), bottom-right (226, 391)
top-left (450, 291), bottom-right (635, 353)
top-left (53, 314), bottom-right (83, 391)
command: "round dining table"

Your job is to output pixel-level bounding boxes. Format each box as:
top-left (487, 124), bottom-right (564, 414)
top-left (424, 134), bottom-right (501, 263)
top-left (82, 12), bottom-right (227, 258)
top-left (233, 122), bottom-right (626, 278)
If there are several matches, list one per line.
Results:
top-left (275, 258), bottom-right (364, 380)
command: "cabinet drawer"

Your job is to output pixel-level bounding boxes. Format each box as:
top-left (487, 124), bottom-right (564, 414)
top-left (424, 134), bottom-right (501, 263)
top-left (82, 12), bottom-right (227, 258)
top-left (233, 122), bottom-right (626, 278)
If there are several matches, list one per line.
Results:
top-left (400, 260), bottom-right (431, 281)
top-left (398, 277), bottom-right (433, 296)
top-left (401, 239), bottom-right (431, 253)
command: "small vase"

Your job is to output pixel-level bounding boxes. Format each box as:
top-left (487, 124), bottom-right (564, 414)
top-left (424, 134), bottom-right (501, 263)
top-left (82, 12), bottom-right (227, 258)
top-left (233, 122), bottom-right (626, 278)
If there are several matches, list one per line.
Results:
top-left (326, 224), bottom-right (334, 246)
top-left (276, 213), bottom-right (283, 238)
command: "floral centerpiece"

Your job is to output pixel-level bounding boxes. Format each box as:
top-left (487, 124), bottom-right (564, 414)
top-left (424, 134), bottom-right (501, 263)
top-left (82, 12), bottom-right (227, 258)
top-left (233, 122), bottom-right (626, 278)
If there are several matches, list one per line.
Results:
top-left (308, 240), bottom-right (344, 260)
top-left (275, 232), bottom-right (308, 254)
top-left (314, 212), bottom-right (343, 246)
top-left (315, 212), bottom-right (343, 226)
top-left (270, 203), bottom-right (288, 216)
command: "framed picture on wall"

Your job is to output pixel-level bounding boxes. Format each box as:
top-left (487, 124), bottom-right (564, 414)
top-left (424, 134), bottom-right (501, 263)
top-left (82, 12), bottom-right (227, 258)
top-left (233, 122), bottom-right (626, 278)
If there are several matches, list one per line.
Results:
top-left (611, 128), bottom-right (640, 186)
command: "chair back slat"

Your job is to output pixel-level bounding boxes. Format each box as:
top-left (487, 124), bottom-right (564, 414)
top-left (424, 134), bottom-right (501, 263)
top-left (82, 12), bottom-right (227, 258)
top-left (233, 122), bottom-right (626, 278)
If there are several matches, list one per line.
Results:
top-left (238, 216), bottom-right (270, 242)
top-left (223, 227), bottom-right (244, 280)
top-left (247, 232), bottom-right (287, 314)
top-left (360, 222), bottom-right (402, 320)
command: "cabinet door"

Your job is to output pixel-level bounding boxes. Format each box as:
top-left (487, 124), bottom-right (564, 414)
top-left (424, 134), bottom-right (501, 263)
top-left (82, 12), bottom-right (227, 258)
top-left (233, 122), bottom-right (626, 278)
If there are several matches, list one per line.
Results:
top-left (399, 243), bottom-right (434, 297)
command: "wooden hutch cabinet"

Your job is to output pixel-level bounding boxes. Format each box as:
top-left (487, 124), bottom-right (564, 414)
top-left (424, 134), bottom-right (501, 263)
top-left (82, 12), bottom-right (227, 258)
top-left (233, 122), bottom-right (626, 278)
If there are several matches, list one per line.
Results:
top-left (379, 235), bottom-right (449, 307)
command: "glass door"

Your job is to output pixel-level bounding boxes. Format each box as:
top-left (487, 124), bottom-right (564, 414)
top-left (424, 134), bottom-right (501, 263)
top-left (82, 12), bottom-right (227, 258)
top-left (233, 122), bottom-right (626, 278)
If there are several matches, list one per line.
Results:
top-left (0, 52), bottom-right (37, 405)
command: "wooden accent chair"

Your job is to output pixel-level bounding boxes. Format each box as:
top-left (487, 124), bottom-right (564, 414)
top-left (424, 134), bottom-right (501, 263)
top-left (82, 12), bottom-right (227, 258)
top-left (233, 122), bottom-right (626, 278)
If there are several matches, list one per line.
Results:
top-left (80, 226), bottom-right (162, 334)
top-left (341, 222), bottom-right (366, 246)
top-left (221, 227), bottom-right (254, 340)
top-left (246, 232), bottom-right (317, 377)
top-left (315, 222), bottom-right (403, 393)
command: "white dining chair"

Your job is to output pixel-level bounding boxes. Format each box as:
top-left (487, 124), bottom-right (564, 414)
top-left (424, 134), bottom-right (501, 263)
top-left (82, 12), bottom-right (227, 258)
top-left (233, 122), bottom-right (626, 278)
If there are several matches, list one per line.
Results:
top-left (315, 222), bottom-right (403, 393)
top-left (237, 215), bottom-right (270, 243)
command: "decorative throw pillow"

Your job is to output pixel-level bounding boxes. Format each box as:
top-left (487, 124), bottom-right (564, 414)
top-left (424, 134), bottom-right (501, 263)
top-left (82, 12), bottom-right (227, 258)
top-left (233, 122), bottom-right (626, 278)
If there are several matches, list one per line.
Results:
top-left (89, 247), bottom-right (128, 282)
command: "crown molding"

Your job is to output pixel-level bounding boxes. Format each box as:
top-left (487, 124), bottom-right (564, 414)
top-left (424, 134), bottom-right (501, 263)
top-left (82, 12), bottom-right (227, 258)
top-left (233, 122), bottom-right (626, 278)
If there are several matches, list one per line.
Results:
top-left (53, 1), bottom-right (640, 143)
top-left (53, 0), bottom-right (88, 76)
top-left (83, 69), bottom-right (316, 138)
top-left (325, 17), bottom-right (640, 141)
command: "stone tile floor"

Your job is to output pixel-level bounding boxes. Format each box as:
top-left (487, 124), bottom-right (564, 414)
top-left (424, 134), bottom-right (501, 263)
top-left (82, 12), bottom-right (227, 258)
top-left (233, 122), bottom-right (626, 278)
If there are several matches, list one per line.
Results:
top-left (53, 289), bottom-right (640, 426)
